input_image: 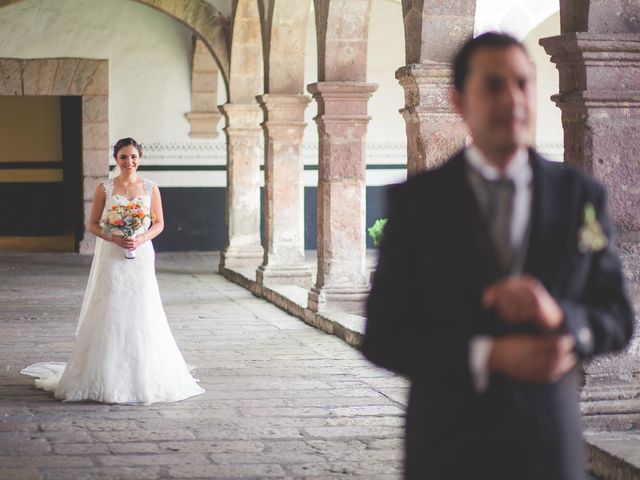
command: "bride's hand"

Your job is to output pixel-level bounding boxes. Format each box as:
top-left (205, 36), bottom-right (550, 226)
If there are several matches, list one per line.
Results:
top-left (131, 236), bottom-right (144, 249)
top-left (111, 235), bottom-right (135, 250)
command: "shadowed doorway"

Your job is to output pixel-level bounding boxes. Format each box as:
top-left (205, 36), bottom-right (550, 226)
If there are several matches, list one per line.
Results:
top-left (0, 95), bottom-right (83, 251)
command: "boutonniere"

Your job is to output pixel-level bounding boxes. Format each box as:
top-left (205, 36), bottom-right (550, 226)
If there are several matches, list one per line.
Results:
top-left (577, 202), bottom-right (608, 253)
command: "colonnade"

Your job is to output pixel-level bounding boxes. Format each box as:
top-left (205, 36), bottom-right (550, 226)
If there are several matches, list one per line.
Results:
top-left (217, 0), bottom-right (640, 429)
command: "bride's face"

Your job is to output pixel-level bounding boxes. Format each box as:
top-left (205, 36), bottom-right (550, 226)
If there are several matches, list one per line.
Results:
top-left (115, 145), bottom-right (141, 174)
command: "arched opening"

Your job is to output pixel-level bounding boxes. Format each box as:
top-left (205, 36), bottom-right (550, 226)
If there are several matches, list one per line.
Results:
top-left (0, 0), bottom-right (230, 253)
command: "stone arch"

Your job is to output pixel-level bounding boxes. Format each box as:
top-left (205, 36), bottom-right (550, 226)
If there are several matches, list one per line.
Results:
top-left (476, 0), bottom-right (558, 40)
top-left (314, 0), bottom-right (372, 82)
top-left (263, 0), bottom-right (311, 94)
top-left (229, 0), bottom-right (263, 102)
top-left (402, 0), bottom-right (475, 64)
top-left (522, 11), bottom-right (563, 161)
top-left (0, 0), bottom-right (231, 98)
top-left (186, 37), bottom-right (223, 139)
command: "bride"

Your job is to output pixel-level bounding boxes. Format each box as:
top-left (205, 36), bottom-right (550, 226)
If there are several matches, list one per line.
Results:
top-left (21, 137), bottom-right (205, 404)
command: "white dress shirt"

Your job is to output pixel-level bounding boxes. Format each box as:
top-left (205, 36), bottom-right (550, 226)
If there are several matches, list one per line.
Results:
top-left (466, 145), bottom-right (533, 392)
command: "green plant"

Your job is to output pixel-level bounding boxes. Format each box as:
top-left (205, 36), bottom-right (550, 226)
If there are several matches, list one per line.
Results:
top-left (367, 218), bottom-right (388, 248)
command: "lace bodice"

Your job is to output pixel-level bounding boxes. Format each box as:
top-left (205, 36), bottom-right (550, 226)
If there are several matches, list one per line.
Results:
top-left (103, 177), bottom-right (156, 206)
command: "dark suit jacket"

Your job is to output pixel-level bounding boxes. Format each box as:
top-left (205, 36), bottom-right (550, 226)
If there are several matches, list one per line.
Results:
top-left (363, 149), bottom-right (634, 480)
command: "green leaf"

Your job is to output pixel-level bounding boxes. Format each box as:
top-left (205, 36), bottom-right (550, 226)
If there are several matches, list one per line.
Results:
top-left (584, 203), bottom-right (596, 224)
top-left (367, 218), bottom-right (388, 248)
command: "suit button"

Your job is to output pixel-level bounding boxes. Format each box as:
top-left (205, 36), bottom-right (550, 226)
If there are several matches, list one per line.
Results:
top-left (578, 327), bottom-right (592, 348)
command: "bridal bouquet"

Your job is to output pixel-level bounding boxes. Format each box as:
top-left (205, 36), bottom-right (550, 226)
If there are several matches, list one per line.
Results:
top-left (102, 201), bottom-right (151, 259)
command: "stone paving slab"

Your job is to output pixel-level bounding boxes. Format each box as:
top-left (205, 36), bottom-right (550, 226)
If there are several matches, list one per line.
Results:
top-left (0, 252), bottom-right (407, 480)
top-left (585, 432), bottom-right (640, 480)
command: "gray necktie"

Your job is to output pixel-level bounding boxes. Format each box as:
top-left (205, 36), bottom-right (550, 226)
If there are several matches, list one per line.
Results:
top-left (484, 177), bottom-right (516, 271)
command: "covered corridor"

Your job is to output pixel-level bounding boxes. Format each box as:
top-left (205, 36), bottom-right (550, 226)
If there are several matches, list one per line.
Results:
top-left (1, 252), bottom-right (407, 479)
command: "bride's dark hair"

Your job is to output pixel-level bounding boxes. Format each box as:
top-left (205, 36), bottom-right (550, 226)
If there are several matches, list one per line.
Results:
top-left (113, 137), bottom-right (143, 158)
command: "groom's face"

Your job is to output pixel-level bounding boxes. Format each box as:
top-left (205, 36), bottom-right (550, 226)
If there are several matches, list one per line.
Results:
top-left (452, 45), bottom-right (535, 158)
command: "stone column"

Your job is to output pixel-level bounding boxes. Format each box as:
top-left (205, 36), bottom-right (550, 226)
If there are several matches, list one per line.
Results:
top-left (219, 103), bottom-right (264, 271)
top-left (541, 32), bottom-right (640, 430)
top-left (256, 94), bottom-right (312, 287)
top-left (307, 81), bottom-right (378, 314)
top-left (79, 93), bottom-right (109, 255)
top-left (396, 63), bottom-right (467, 175)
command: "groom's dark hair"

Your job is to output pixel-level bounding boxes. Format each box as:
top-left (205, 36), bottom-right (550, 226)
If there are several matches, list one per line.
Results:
top-left (453, 32), bottom-right (529, 93)
top-left (113, 137), bottom-right (143, 158)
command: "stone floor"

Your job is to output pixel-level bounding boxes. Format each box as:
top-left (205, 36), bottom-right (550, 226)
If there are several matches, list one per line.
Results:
top-left (0, 252), bottom-right (407, 480)
top-left (0, 252), bottom-right (611, 479)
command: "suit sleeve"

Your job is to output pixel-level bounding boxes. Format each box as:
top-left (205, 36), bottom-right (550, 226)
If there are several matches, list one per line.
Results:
top-left (363, 185), bottom-right (474, 390)
top-left (559, 186), bottom-right (634, 358)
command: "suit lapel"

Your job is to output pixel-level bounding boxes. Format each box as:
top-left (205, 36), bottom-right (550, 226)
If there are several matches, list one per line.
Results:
top-left (442, 153), bottom-right (502, 285)
top-left (522, 151), bottom-right (563, 285)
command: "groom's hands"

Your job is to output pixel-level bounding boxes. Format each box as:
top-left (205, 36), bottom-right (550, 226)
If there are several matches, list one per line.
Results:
top-left (482, 275), bottom-right (563, 330)
top-left (482, 275), bottom-right (577, 383)
top-left (488, 334), bottom-right (577, 383)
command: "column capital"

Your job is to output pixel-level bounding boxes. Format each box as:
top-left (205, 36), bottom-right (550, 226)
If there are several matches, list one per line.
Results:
top-left (308, 82), bottom-right (378, 124)
top-left (307, 81), bottom-right (378, 98)
top-left (257, 94), bottom-right (310, 138)
top-left (395, 62), bottom-right (452, 83)
top-left (185, 111), bottom-right (222, 139)
top-left (541, 32), bottom-right (640, 55)
top-left (220, 102), bottom-right (263, 130)
top-left (541, 33), bottom-right (640, 95)
top-left (257, 93), bottom-right (311, 109)
top-left (396, 61), bottom-right (466, 175)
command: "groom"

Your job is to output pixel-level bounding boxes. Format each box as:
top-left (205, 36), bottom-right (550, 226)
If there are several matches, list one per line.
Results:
top-left (364, 32), bottom-right (634, 480)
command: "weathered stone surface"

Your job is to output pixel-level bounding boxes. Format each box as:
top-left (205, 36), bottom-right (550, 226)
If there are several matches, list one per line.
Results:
top-left (82, 60), bottom-right (108, 95)
top-left (1, 252), bottom-right (406, 479)
top-left (586, 432), bottom-right (640, 480)
top-left (315, 0), bottom-right (373, 82)
top-left (0, 59), bottom-right (23, 95)
top-left (82, 95), bottom-right (108, 123)
top-left (219, 103), bottom-right (264, 270)
top-left (229, 0), bottom-right (263, 103)
top-left (50, 58), bottom-right (79, 95)
top-left (185, 111), bottom-right (222, 138)
top-left (264, 0), bottom-right (311, 93)
top-left (257, 94), bottom-right (312, 288)
top-left (82, 122), bottom-right (109, 151)
top-left (307, 82), bottom-right (378, 314)
top-left (541, 23), bottom-right (640, 430)
top-left (187, 39), bottom-right (222, 139)
top-left (396, 63), bottom-right (468, 175)
top-left (71, 59), bottom-right (101, 95)
top-left (401, 0), bottom-right (476, 64)
top-left (560, 0), bottom-right (640, 35)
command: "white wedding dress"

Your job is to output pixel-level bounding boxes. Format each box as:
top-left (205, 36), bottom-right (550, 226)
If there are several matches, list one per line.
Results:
top-left (21, 178), bottom-right (205, 404)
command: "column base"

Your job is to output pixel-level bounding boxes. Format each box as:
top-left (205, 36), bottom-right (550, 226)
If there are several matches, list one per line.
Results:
top-left (219, 245), bottom-right (264, 271)
top-left (307, 285), bottom-right (369, 315)
top-left (581, 380), bottom-right (640, 431)
top-left (256, 263), bottom-right (313, 288)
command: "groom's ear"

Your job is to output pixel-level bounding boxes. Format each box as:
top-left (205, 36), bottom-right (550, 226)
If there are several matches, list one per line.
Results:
top-left (450, 88), bottom-right (465, 119)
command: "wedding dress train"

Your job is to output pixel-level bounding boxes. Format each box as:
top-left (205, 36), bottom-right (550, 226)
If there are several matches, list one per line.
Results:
top-left (21, 178), bottom-right (205, 404)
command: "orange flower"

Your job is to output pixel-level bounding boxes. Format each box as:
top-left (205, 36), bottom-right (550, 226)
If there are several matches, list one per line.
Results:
top-left (127, 203), bottom-right (135, 209)
top-left (137, 212), bottom-right (145, 218)
top-left (111, 205), bottom-right (117, 210)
